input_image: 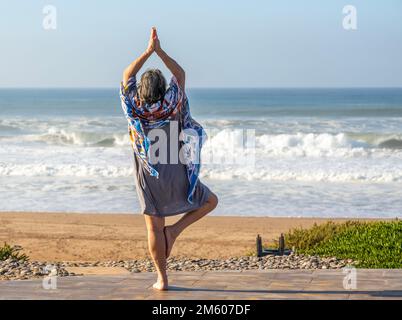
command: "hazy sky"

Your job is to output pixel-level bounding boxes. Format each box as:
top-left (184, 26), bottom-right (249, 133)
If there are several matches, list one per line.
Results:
top-left (1, 0), bottom-right (401, 88)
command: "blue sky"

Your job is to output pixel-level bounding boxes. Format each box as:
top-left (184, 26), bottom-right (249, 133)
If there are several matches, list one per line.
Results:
top-left (0, 0), bottom-right (401, 88)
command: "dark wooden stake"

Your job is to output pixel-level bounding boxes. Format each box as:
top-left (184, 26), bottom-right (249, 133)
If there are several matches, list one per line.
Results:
top-left (256, 234), bottom-right (262, 257)
top-left (279, 233), bottom-right (285, 256)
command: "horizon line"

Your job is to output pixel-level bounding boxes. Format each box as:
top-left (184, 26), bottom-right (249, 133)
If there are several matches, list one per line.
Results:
top-left (1, 86), bottom-right (402, 90)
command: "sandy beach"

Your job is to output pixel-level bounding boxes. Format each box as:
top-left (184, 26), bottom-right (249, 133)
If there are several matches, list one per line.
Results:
top-left (0, 212), bottom-right (383, 262)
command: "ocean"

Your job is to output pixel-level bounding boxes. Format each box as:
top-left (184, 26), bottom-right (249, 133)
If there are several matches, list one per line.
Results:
top-left (1, 88), bottom-right (402, 217)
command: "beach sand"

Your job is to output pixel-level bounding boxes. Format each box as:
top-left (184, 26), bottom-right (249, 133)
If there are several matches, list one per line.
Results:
top-left (0, 212), bottom-right (383, 262)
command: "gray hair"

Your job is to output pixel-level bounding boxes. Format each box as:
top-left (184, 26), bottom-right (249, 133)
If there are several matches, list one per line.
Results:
top-left (138, 69), bottom-right (167, 105)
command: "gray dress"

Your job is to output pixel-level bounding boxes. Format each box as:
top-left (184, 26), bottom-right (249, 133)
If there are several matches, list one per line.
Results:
top-left (133, 112), bottom-right (211, 217)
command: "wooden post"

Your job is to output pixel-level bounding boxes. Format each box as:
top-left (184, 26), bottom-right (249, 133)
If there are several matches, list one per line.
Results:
top-left (256, 234), bottom-right (262, 257)
top-left (279, 233), bottom-right (285, 256)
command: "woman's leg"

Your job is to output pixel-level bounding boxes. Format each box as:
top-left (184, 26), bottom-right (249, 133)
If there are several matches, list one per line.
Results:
top-left (143, 214), bottom-right (168, 290)
top-left (165, 192), bottom-right (218, 258)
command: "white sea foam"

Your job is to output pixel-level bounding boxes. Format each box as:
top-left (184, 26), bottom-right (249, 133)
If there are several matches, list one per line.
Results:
top-left (41, 127), bottom-right (131, 147)
top-left (1, 116), bottom-right (402, 216)
top-left (1, 133), bottom-right (402, 183)
top-left (0, 163), bottom-right (133, 177)
top-left (203, 129), bottom-right (402, 159)
top-left (0, 127), bottom-right (130, 147)
top-left (1, 161), bottom-right (401, 182)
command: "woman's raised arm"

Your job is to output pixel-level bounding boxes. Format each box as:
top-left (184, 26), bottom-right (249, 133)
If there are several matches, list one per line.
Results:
top-left (153, 30), bottom-right (186, 90)
top-left (122, 28), bottom-right (157, 87)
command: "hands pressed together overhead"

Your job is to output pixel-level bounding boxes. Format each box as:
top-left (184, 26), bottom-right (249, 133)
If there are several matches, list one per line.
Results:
top-left (146, 27), bottom-right (162, 55)
top-left (123, 27), bottom-right (185, 90)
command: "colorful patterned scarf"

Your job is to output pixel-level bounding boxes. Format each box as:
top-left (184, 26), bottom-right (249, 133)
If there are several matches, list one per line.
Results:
top-left (120, 76), bottom-right (206, 203)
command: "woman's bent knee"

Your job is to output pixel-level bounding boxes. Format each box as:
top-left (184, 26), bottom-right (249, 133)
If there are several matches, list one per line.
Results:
top-left (144, 215), bottom-right (165, 233)
top-left (208, 193), bottom-right (218, 210)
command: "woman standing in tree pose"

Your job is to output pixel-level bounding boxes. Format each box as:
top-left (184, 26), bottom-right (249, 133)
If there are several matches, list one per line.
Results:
top-left (120, 27), bottom-right (218, 290)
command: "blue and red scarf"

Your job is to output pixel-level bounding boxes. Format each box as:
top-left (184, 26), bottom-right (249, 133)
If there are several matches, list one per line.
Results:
top-left (120, 76), bottom-right (206, 203)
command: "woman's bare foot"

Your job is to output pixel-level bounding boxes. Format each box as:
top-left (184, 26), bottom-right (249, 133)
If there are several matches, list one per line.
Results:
top-left (164, 226), bottom-right (178, 258)
top-left (152, 277), bottom-right (168, 291)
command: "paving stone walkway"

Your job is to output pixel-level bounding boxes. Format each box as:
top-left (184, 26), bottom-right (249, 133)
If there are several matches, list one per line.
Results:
top-left (1, 269), bottom-right (401, 300)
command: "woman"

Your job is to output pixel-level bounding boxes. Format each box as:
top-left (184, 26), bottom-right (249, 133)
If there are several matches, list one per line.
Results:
top-left (120, 27), bottom-right (218, 291)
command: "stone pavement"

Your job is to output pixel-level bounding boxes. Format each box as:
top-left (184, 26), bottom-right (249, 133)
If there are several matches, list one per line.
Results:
top-left (1, 269), bottom-right (401, 300)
